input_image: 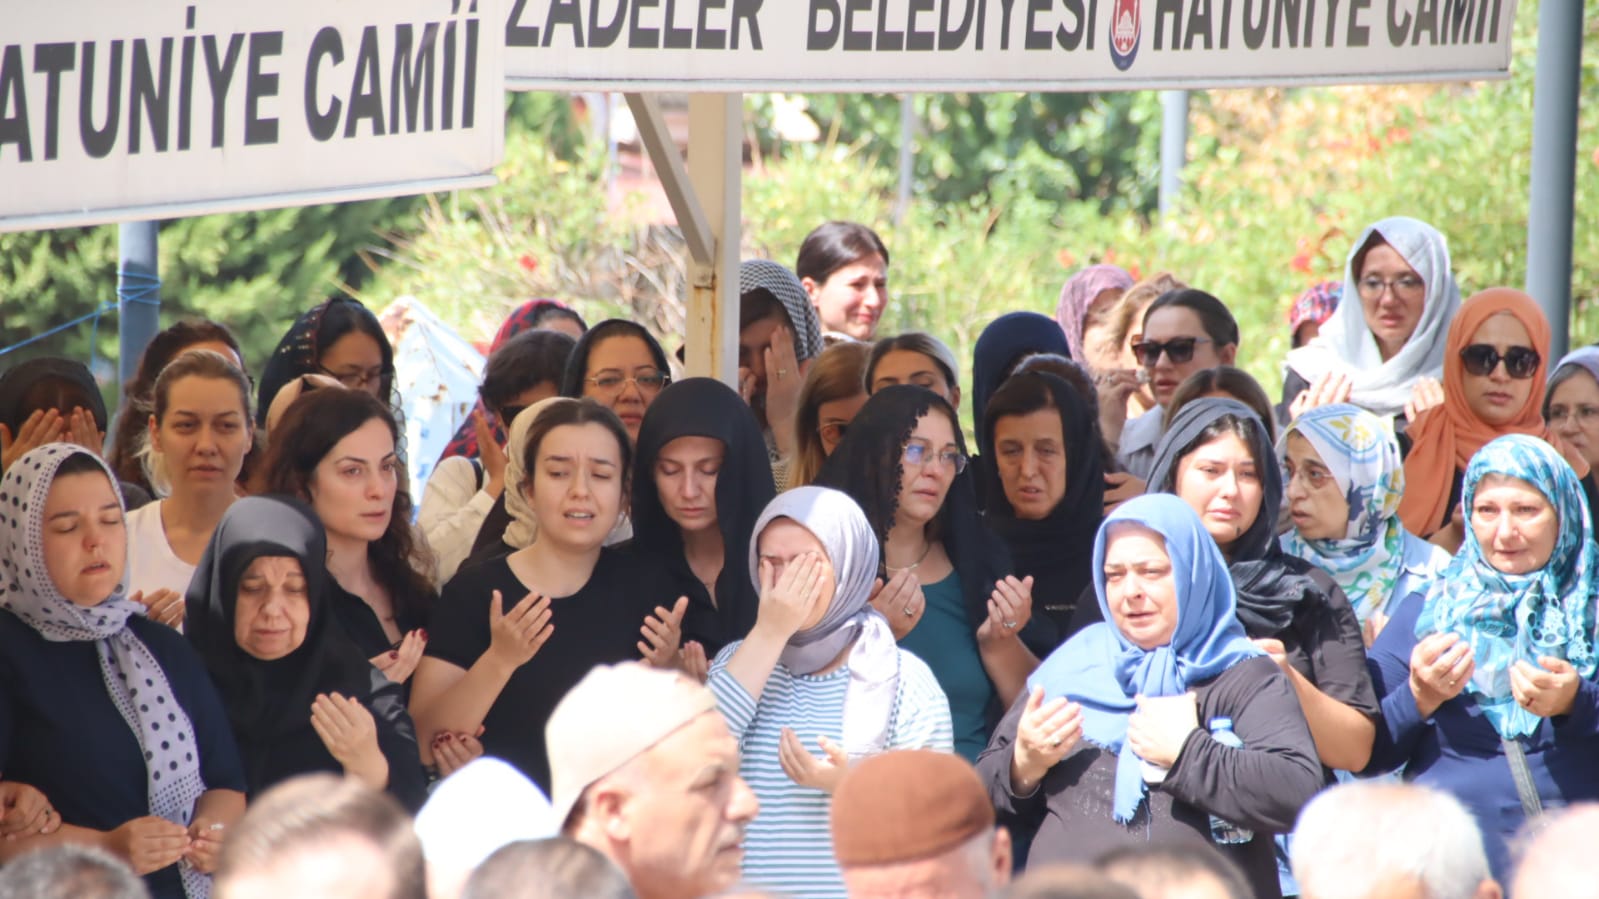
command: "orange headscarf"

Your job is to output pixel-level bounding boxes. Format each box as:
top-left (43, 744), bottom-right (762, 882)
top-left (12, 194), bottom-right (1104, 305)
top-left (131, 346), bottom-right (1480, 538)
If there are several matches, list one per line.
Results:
top-left (1398, 288), bottom-right (1589, 536)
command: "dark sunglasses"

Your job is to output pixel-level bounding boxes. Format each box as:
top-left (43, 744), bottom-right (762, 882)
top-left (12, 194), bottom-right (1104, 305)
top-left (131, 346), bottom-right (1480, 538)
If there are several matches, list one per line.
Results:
top-left (1132, 336), bottom-right (1212, 367)
top-left (1459, 344), bottom-right (1540, 379)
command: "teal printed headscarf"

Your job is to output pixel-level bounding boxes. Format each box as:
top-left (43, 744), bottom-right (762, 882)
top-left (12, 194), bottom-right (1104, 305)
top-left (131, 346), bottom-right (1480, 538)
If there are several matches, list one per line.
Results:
top-left (1279, 404), bottom-right (1407, 624)
top-left (1415, 434), bottom-right (1599, 740)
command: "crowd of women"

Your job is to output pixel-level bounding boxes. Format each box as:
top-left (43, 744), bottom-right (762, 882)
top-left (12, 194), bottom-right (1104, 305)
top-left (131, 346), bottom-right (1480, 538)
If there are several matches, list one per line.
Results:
top-left (1, 213), bottom-right (1598, 899)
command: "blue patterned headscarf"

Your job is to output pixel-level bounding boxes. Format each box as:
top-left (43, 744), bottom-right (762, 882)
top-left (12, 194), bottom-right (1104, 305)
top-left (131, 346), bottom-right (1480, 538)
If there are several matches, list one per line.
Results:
top-left (1416, 435), bottom-right (1599, 740)
top-left (1280, 404), bottom-right (1409, 624)
top-left (1028, 493), bottom-right (1261, 823)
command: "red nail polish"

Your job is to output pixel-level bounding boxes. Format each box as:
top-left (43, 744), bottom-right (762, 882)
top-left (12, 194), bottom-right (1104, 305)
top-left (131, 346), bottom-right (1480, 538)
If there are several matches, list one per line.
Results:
top-left (389, 651), bottom-right (399, 659)
top-left (420, 629), bottom-right (429, 641)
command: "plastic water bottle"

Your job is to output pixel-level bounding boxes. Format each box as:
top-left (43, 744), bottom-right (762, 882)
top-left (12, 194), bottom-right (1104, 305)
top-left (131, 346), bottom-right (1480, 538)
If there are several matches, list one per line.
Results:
top-left (1207, 718), bottom-right (1254, 845)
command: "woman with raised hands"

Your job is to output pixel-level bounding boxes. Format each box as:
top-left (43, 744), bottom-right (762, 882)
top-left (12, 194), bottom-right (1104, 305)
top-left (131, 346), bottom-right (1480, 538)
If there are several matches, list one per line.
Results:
top-left (708, 485), bottom-right (952, 899)
top-left (1365, 434), bottom-right (1599, 881)
top-left (1283, 216), bottom-right (1461, 428)
top-left (629, 378), bottom-right (776, 662)
top-left (817, 385), bottom-right (1037, 762)
top-left (0, 445), bottom-right (246, 897)
top-left (979, 370), bottom-right (1106, 652)
top-left (1109, 398), bottom-right (1379, 776)
top-left (124, 350), bottom-right (255, 631)
top-left (977, 494), bottom-right (1321, 899)
top-left (252, 388), bottom-right (435, 685)
top-left (183, 495), bottom-right (427, 809)
top-left (1279, 404), bottom-right (1450, 646)
top-left (411, 399), bottom-right (686, 791)
top-left (1398, 289), bottom-right (1592, 552)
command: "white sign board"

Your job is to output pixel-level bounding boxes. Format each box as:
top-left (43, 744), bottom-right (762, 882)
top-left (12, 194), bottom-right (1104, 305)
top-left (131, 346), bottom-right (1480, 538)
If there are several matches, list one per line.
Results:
top-left (0, 0), bottom-right (505, 232)
top-left (504, 0), bottom-right (1515, 91)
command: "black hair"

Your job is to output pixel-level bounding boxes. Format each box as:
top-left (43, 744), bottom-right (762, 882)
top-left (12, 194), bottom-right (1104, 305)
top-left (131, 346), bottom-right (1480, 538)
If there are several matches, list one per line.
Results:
top-left (1143, 288), bottom-right (1240, 349)
top-left (795, 221), bottom-right (890, 285)
top-left (520, 398), bottom-right (634, 496)
top-left (559, 320), bottom-right (670, 400)
top-left (1165, 366), bottom-right (1276, 441)
top-left (480, 330), bottom-right (578, 414)
top-left (109, 318), bottom-right (243, 488)
top-left (54, 450), bottom-right (111, 480)
top-left (739, 288), bottom-right (792, 333)
top-left (315, 298), bottom-right (396, 401)
top-left (865, 333), bottom-right (960, 395)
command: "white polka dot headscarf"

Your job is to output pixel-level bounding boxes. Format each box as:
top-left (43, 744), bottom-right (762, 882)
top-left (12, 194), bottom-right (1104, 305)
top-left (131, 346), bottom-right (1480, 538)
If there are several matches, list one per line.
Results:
top-left (0, 444), bottom-right (212, 898)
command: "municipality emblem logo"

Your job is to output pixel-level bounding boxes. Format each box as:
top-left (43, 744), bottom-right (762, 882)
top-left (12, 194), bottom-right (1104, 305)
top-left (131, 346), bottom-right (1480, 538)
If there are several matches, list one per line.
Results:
top-left (1110, 0), bottom-right (1141, 71)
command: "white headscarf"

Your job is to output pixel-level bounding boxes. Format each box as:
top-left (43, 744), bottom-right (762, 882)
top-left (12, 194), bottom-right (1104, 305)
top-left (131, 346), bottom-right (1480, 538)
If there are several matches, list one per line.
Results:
top-left (0, 445), bottom-right (212, 898)
top-left (750, 486), bottom-right (900, 757)
top-left (1285, 216), bottom-right (1461, 417)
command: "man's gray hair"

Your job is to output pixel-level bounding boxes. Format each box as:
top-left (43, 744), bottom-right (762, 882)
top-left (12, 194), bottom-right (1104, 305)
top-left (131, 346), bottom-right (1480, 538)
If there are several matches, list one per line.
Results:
top-left (1292, 782), bottom-right (1492, 899)
top-left (0, 845), bottom-right (149, 899)
top-left (1511, 804), bottom-right (1599, 899)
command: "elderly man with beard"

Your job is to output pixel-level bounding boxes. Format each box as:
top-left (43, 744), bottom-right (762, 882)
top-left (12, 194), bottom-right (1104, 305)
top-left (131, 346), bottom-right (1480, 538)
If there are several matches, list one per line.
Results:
top-left (550, 663), bottom-right (759, 899)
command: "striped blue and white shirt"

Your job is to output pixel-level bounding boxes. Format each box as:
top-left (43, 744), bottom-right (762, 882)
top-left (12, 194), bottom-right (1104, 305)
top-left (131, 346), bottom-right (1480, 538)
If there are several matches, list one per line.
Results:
top-left (708, 643), bottom-right (954, 899)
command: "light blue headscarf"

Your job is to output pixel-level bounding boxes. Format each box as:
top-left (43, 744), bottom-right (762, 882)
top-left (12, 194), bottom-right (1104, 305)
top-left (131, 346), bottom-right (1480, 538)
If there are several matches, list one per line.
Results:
top-left (1027, 493), bottom-right (1261, 823)
top-left (1416, 435), bottom-right (1599, 740)
top-left (1280, 404), bottom-right (1408, 623)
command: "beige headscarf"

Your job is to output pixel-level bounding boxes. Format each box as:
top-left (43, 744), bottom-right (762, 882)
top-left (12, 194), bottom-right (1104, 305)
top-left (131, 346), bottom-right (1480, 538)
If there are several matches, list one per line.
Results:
top-left (501, 398), bottom-right (632, 550)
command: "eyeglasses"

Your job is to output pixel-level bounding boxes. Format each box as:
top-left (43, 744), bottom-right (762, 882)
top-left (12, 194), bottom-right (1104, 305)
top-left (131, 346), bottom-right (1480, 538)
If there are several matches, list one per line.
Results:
top-left (1132, 337), bottom-right (1212, 367)
top-left (1283, 461), bottom-right (1336, 490)
top-left (320, 365), bottom-right (389, 390)
top-left (1459, 345), bottom-right (1540, 380)
top-left (818, 422), bottom-right (849, 444)
top-left (1548, 404), bottom-right (1599, 426)
top-left (585, 371), bottom-right (671, 396)
top-left (1356, 274), bottom-right (1425, 300)
top-left (903, 439), bottom-right (968, 474)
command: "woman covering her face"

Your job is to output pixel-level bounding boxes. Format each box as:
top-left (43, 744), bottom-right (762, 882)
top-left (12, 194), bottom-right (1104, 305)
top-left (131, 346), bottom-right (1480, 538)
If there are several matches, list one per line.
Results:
top-left (1398, 289), bottom-right (1593, 550)
top-left (1366, 435), bottom-right (1599, 881)
top-left (976, 494), bottom-right (1321, 899)
top-left (630, 378), bottom-right (776, 659)
top-left (817, 386), bottom-right (1039, 762)
top-left (184, 495), bottom-right (427, 810)
top-left (978, 371), bottom-right (1106, 652)
top-left (0, 445), bottom-right (246, 898)
top-left (707, 486), bottom-right (953, 899)
top-left (1283, 217), bottom-right (1461, 424)
top-left (1118, 398), bottom-right (1379, 776)
top-left (1279, 404), bottom-right (1450, 639)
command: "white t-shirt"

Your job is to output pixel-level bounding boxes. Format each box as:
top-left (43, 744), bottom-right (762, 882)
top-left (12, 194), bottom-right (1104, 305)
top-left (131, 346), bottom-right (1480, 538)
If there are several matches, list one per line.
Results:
top-left (125, 501), bottom-right (199, 600)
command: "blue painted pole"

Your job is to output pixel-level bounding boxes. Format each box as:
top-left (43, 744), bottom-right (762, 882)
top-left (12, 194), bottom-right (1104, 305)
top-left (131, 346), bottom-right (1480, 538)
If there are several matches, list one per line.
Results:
top-left (117, 221), bottom-right (161, 386)
top-left (1525, 0), bottom-right (1581, 356)
top-left (1159, 90), bottom-right (1189, 218)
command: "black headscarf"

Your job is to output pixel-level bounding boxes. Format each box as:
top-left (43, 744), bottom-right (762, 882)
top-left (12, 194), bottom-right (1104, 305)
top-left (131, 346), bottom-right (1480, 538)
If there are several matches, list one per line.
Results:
top-left (629, 378), bottom-right (775, 654)
top-left (1145, 397), bottom-right (1314, 634)
top-left (0, 357), bottom-right (108, 435)
top-left (183, 495), bottom-right (421, 804)
top-left (816, 385), bottom-right (1011, 634)
top-left (255, 298), bottom-right (396, 428)
top-left (978, 372), bottom-right (1104, 651)
top-left (970, 312), bottom-right (1071, 440)
top-left (559, 319), bottom-right (671, 399)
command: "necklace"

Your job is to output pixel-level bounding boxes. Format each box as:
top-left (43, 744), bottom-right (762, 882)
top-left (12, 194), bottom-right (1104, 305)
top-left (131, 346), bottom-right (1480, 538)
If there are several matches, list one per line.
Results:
top-left (884, 539), bottom-right (933, 575)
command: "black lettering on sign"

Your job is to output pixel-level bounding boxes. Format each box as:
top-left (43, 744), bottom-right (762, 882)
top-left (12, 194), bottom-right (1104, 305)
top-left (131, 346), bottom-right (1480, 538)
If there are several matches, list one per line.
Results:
top-left (631, 0), bottom-right (661, 48)
top-left (1155, 0), bottom-right (1182, 49)
top-left (1411, 0), bottom-right (1438, 45)
top-left (546, 0), bottom-right (585, 47)
top-left (809, 0), bottom-right (841, 49)
top-left (664, 0), bottom-right (695, 48)
top-left (877, 0), bottom-right (905, 51)
top-left (81, 40), bottom-right (124, 159)
top-left (244, 31), bottom-right (280, 146)
top-left (1443, 0), bottom-right (1473, 43)
top-left (463, 7), bottom-right (478, 128)
top-left (128, 37), bottom-right (172, 154)
top-left (507, 0), bottom-right (541, 48)
top-left (203, 34), bottom-right (243, 149)
top-left (1387, 0), bottom-right (1411, 45)
top-left (1025, 0), bottom-right (1052, 49)
top-left (442, 19), bottom-right (456, 129)
top-left (1481, 0), bottom-right (1505, 44)
top-left (346, 25), bottom-right (385, 137)
top-left (1056, 0), bottom-right (1087, 52)
top-left (974, 0), bottom-right (986, 50)
top-left (305, 26), bottom-right (343, 142)
top-left (1273, 0), bottom-right (1301, 48)
top-left (35, 43), bottom-right (76, 161)
top-left (1324, 0), bottom-right (1341, 44)
top-left (1219, 0), bottom-right (1233, 47)
top-left (1347, 0), bottom-right (1371, 47)
top-left (906, 0), bottom-right (934, 50)
top-left (391, 24), bottom-right (438, 133)
top-left (843, 0), bottom-right (870, 50)
top-left (698, 0), bottom-right (728, 49)
top-left (0, 45), bottom-right (30, 162)
top-left (731, 0), bottom-right (762, 48)
top-left (1242, 0), bottom-right (1268, 48)
top-left (1186, 0), bottom-right (1214, 50)
top-left (940, 0), bottom-right (975, 49)
top-left (178, 10), bottom-right (197, 151)
top-left (998, 0), bottom-right (1017, 51)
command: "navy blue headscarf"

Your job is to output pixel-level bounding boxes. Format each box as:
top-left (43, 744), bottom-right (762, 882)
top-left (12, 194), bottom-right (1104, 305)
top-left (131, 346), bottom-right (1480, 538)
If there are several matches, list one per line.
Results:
top-left (971, 312), bottom-right (1071, 440)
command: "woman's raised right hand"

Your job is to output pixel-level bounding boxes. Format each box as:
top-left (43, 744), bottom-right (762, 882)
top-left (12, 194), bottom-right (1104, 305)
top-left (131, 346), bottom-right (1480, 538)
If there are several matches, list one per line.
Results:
top-left (487, 590), bottom-right (553, 670)
top-left (755, 552), bottom-right (825, 642)
top-left (1409, 632), bottom-right (1474, 718)
top-left (105, 816), bottom-right (190, 875)
top-left (1010, 687), bottom-right (1082, 794)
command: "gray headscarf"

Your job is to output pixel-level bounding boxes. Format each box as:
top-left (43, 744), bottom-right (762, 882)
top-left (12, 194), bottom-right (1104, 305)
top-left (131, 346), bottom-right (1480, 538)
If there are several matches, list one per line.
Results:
top-left (0, 445), bottom-right (212, 898)
top-left (748, 486), bottom-right (899, 755)
top-left (740, 259), bottom-right (825, 362)
top-left (1285, 216), bottom-right (1461, 417)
